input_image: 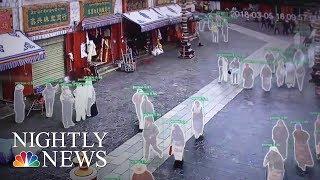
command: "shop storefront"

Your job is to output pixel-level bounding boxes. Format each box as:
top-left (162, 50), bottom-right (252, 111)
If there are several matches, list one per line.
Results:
top-left (122, 0), bottom-right (193, 58)
top-left (0, 31), bottom-right (46, 100)
top-left (22, 2), bottom-right (70, 89)
top-left (66, 0), bottom-right (122, 79)
top-left (122, 0), bottom-right (154, 58)
top-left (0, 8), bottom-right (46, 100)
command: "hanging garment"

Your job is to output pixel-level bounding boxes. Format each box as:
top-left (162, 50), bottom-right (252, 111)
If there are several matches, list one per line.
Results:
top-left (14, 84), bottom-right (25, 123)
top-left (87, 40), bottom-right (97, 62)
top-left (42, 83), bottom-right (59, 117)
top-left (80, 43), bottom-right (88, 58)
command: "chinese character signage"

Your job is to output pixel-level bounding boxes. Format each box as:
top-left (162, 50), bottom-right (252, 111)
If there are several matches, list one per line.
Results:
top-left (156, 0), bottom-right (172, 6)
top-left (81, 0), bottom-right (114, 18)
top-left (0, 8), bottom-right (13, 34)
top-left (23, 3), bottom-right (70, 32)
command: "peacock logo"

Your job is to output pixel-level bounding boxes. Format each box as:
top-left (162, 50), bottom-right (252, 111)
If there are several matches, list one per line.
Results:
top-left (13, 151), bottom-right (40, 168)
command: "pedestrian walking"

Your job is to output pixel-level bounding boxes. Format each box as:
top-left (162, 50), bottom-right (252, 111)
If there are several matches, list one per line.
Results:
top-left (260, 64), bottom-right (272, 92)
top-left (60, 86), bottom-right (75, 129)
top-left (170, 125), bottom-right (185, 162)
top-left (14, 84), bottom-right (25, 123)
top-left (272, 120), bottom-right (289, 160)
top-left (192, 100), bottom-right (204, 139)
top-left (293, 124), bottom-right (314, 172)
top-left (42, 83), bottom-right (59, 118)
top-left (263, 146), bottom-right (285, 180)
top-left (242, 64), bottom-right (254, 89)
top-left (143, 116), bottom-right (163, 159)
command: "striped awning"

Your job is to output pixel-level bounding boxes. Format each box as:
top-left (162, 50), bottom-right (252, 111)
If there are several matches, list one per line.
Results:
top-left (26, 26), bottom-right (70, 41)
top-left (0, 31), bottom-right (46, 72)
top-left (123, 9), bottom-right (169, 32)
top-left (82, 14), bottom-right (122, 30)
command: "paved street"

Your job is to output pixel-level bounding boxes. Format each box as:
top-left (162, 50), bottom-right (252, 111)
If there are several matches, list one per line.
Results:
top-left (97, 24), bottom-right (295, 180)
top-left (0, 24), bottom-right (266, 179)
top-left (153, 74), bottom-right (320, 180)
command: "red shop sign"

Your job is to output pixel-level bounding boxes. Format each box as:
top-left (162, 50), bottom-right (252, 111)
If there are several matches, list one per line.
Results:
top-left (0, 8), bottom-right (13, 34)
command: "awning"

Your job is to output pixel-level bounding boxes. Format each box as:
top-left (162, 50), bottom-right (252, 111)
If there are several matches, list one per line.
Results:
top-left (153, 4), bottom-right (182, 24)
top-left (82, 14), bottom-right (122, 30)
top-left (123, 9), bottom-right (168, 32)
top-left (153, 4), bottom-right (192, 24)
top-left (26, 26), bottom-right (70, 41)
top-left (0, 31), bottom-right (46, 71)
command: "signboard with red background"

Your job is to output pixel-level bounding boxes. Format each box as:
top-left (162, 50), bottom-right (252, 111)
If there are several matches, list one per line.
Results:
top-left (0, 8), bottom-right (13, 34)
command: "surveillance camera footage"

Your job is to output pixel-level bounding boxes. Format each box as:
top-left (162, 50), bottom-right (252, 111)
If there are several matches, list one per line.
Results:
top-left (0, 0), bottom-right (320, 180)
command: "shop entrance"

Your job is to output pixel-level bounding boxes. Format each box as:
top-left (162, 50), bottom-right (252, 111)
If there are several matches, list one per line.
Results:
top-left (87, 27), bottom-right (112, 65)
top-left (124, 20), bottom-right (152, 59)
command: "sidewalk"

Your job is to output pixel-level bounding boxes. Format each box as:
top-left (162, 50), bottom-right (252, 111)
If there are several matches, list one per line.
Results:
top-left (95, 24), bottom-right (292, 180)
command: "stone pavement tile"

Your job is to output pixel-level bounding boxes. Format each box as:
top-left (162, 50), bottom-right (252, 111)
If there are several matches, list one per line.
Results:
top-left (185, 128), bottom-right (194, 140)
top-left (99, 172), bottom-right (121, 180)
top-left (170, 103), bottom-right (187, 113)
top-left (92, 155), bottom-right (117, 170)
top-left (109, 143), bottom-right (132, 157)
top-left (110, 152), bottom-right (133, 165)
top-left (147, 155), bottom-right (167, 173)
top-left (158, 127), bottom-right (171, 140)
top-left (161, 110), bottom-right (177, 119)
top-left (129, 148), bottom-right (143, 161)
top-left (97, 163), bottom-right (118, 178)
top-left (158, 136), bottom-right (171, 150)
top-left (126, 141), bottom-right (143, 154)
top-left (123, 133), bottom-right (142, 146)
top-left (120, 170), bottom-right (131, 180)
top-left (112, 160), bottom-right (130, 175)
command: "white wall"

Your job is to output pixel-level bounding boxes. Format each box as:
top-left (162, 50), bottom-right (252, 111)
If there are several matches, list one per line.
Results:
top-left (148, 0), bottom-right (154, 8)
top-left (114, 0), bottom-right (122, 14)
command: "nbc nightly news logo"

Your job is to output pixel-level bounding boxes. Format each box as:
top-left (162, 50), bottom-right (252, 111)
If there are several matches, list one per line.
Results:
top-left (12, 132), bottom-right (108, 168)
top-left (13, 151), bottom-right (40, 167)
